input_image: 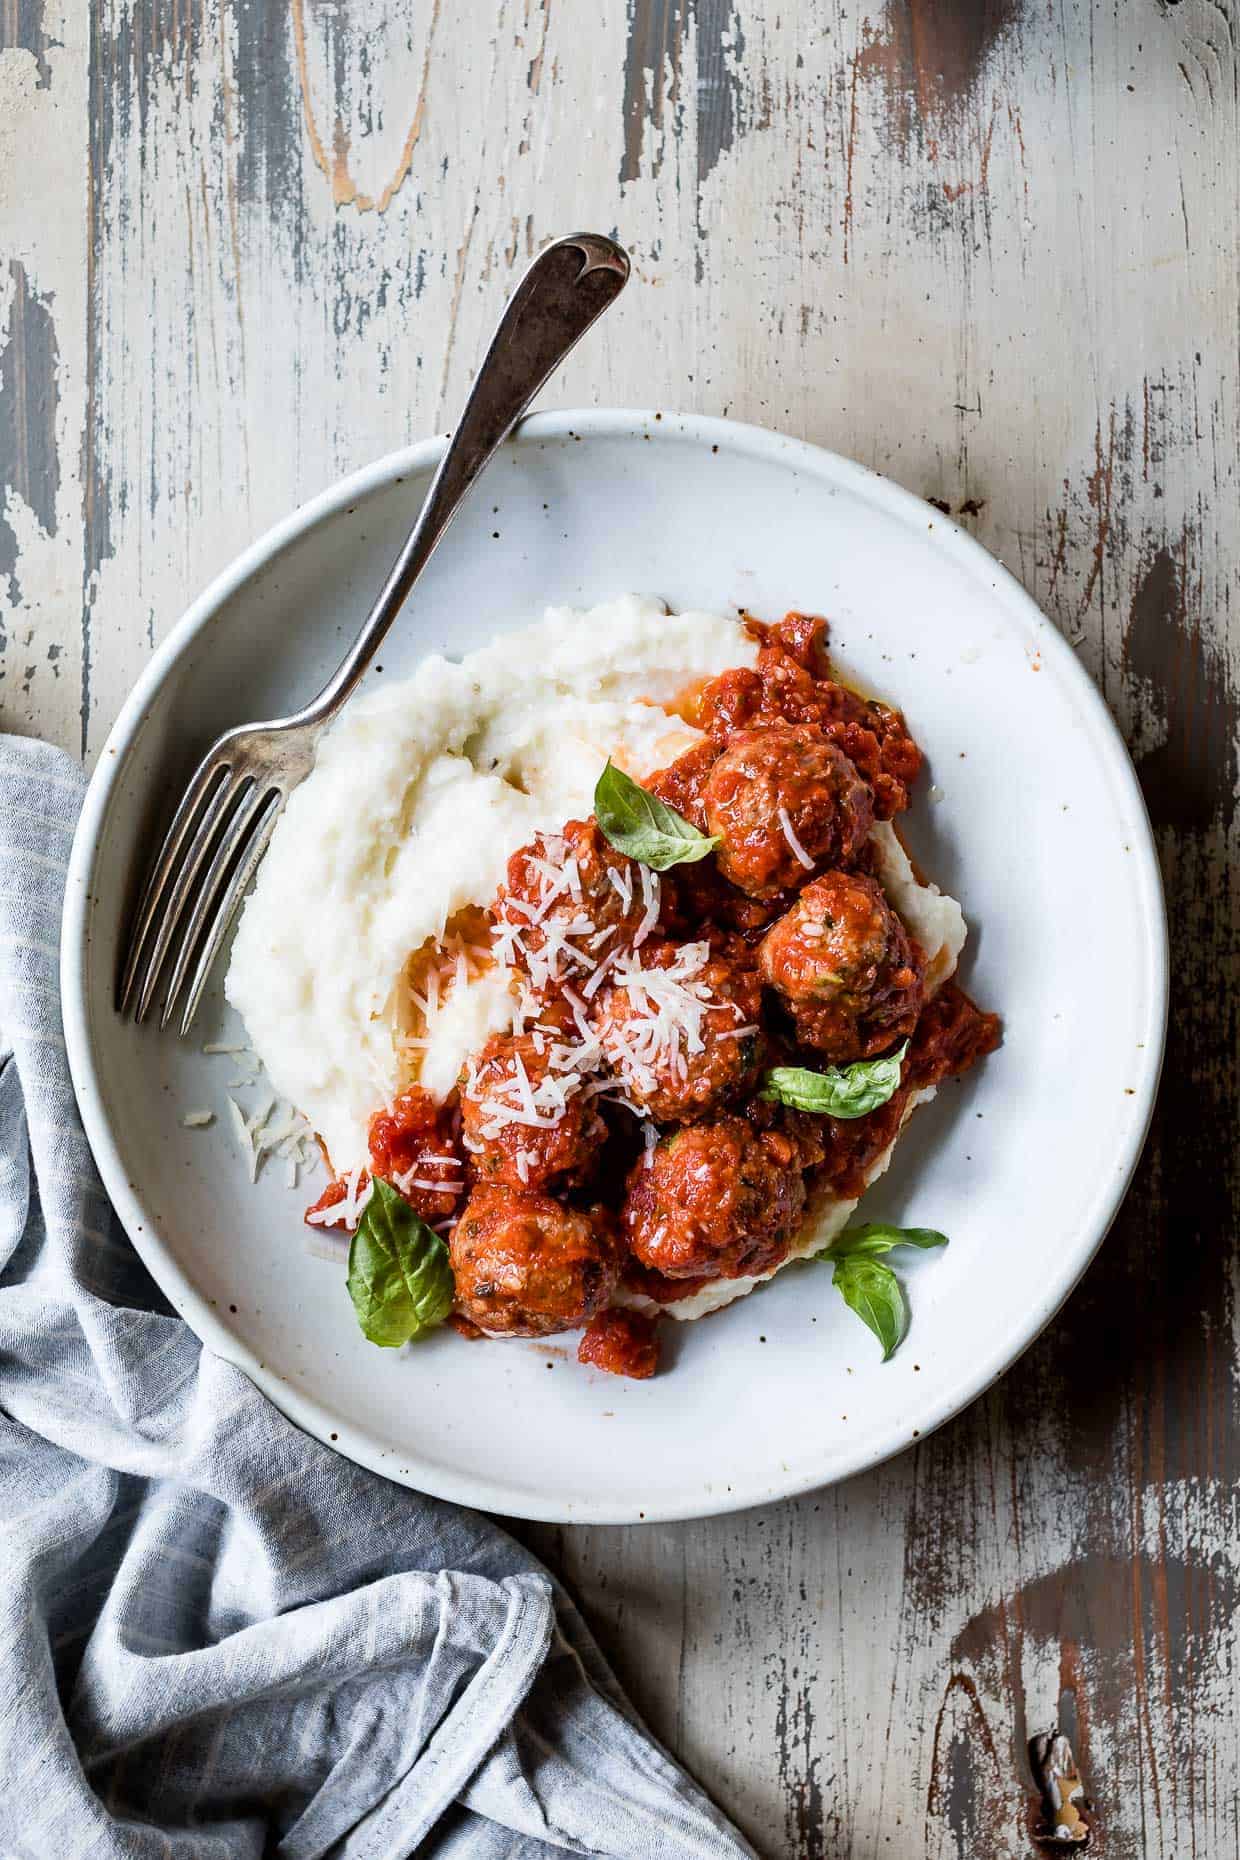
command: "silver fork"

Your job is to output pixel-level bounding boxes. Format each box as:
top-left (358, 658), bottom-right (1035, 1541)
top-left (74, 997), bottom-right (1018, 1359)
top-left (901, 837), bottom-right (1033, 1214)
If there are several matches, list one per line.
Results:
top-left (117, 232), bottom-right (630, 1035)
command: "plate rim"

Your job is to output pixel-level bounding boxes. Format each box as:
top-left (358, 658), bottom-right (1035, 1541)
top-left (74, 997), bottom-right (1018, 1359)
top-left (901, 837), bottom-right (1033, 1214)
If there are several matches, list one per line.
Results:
top-left (60, 407), bottom-right (1170, 1524)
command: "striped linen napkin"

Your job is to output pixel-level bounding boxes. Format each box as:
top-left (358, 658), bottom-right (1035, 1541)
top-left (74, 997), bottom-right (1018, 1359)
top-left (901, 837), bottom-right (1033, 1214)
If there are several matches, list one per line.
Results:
top-left (0, 735), bottom-right (753, 1860)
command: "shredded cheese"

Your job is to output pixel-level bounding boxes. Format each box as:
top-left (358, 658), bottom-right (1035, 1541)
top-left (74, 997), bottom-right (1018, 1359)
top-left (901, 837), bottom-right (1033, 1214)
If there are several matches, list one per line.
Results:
top-left (227, 1096), bottom-right (251, 1157)
top-left (222, 1089), bottom-right (318, 1186)
top-left (598, 942), bottom-right (718, 1098)
top-left (306, 1166), bottom-right (373, 1230)
top-left (777, 806), bottom-right (816, 871)
top-left (635, 866), bottom-right (661, 945)
top-left (492, 837), bottom-right (662, 1003)
top-left (472, 908), bottom-right (738, 1143)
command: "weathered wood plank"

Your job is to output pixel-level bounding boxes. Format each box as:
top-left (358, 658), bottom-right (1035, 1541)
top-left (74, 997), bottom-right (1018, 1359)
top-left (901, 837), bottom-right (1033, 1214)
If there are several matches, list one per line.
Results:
top-left (3, 0), bottom-right (1237, 1851)
top-left (0, 0), bottom-right (87, 749)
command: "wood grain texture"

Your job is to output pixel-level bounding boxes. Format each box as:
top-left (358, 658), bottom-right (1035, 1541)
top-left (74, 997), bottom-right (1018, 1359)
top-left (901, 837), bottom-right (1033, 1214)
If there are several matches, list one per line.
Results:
top-left (2, 0), bottom-right (1237, 1851)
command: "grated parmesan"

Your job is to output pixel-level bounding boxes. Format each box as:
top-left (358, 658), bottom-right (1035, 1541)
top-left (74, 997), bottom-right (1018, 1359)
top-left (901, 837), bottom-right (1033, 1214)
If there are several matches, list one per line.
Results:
top-left (777, 806), bottom-right (816, 871)
top-left (305, 1166), bottom-right (372, 1230)
top-left (635, 866), bottom-right (661, 945)
top-left (304, 1228), bottom-right (351, 1264)
top-left (227, 1096), bottom-right (252, 1155)
top-left (598, 942), bottom-right (718, 1098)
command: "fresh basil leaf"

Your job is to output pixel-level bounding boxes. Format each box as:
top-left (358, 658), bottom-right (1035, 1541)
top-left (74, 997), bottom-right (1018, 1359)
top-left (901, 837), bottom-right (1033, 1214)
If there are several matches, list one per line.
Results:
top-left (824, 1223), bottom-right (948, 1259)
top-left (831, 1256), bottom-right (907, 1361)
top-left (761, 1043), bottom-right (907, 1119)
top-left (821, 1225), bottom-right (947, 1359)
top-left (347, 1176), bottom-right (454, 1348)
top-left (594, 760), bottom-right (719, 871)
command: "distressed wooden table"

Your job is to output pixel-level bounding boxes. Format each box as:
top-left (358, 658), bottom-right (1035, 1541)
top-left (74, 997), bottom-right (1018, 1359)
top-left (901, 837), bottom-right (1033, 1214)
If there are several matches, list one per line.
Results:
top-left (3, 2), bottom-right (1235, 1851)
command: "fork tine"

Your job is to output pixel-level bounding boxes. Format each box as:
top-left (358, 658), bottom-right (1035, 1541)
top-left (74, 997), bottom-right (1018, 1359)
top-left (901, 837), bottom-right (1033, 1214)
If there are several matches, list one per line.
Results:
top-left (176, 792), bottom-right (284, 1037)
top-left (158, 777), bottom-right (267, 1029)
top-left (131, 774), bottom-right (244, 1025)
top-left (118, 757), bottom-right (234, 1019)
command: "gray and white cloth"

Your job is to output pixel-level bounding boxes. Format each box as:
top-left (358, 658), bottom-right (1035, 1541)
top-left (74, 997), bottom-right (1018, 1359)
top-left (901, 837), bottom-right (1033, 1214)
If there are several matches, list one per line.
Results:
top-left (0, 735), bottom-right (753, 1860)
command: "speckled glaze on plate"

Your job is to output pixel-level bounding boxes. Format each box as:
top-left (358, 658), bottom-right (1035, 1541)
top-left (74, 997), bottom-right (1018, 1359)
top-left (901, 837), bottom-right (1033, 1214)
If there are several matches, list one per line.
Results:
top-left (61, 411), bottom-right (1168, 1524)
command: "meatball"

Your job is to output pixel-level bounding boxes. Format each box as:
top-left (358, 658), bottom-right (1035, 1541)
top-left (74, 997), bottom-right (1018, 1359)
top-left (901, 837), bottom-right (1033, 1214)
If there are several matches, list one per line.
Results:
top-left (450, 1186), bottom-right (618, 1337)
top-left (759, 870), bottom-right (925, 1062)
top-left (592, 935), bottom-right (764, 1123)
top-left (460, 1028), bottom-right (606, 1190)
top-left (703, 725), bottom-right (874, 898)
top-left (493, 819), bottom-right (654, 994)
top-left (622, 1115), bottom-right (808, 1280)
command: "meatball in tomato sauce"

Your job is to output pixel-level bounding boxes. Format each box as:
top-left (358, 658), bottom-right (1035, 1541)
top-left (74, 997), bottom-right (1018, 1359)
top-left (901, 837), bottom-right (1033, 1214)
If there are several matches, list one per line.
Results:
top-left (622, 1116), bottom-right (808, 1281)
top-left (494, 818), bottom-right (653, 992)
top-left (460, 1029), bottom-right (606, 1190)
top-left (450, 1186), bottom-right (618, 1337)
top-left (592, 936), bottom-right (764, 1123)
top-left (697, 615), bottom-right (923, 820)
top-left (646, 743), bottom-right (784, 937)
top-left (703, 724), bottom-right (873, 899)
top-left (759, 869), bottom-right (925, 1062)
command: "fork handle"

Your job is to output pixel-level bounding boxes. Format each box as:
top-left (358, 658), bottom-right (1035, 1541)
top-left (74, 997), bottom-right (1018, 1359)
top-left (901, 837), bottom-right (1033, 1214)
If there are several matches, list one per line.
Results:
top-left (299, 233), bottom-right (630, 726)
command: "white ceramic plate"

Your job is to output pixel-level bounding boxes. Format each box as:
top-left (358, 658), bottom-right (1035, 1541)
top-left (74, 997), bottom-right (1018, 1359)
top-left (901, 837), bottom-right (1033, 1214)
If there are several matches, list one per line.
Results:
top-left (62, 412), bottom-right (1167, 1524)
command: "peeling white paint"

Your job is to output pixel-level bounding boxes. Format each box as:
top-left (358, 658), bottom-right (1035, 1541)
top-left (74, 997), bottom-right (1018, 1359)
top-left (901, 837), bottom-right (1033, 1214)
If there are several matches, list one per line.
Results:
top-left (0, 13), bottom-right (88, 744)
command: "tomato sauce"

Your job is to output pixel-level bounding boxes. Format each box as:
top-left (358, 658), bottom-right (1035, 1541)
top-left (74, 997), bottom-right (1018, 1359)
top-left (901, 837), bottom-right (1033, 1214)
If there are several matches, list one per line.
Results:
top-left (577, 1307), bottom-right (661, 1378)
top-left (694, 615), bottom-right (923, 820)
top-left (646, 736), bottom-right (718, 830)
top-left (305, 1086), bottom-right (464, 1230)
top-left (621, 1259), bottom-right (715, 1305)
top-left (303, 1172), bottom-right (368, 1230)
top-left (815, 982), bottom-right (1001, 1199)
